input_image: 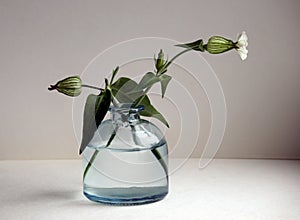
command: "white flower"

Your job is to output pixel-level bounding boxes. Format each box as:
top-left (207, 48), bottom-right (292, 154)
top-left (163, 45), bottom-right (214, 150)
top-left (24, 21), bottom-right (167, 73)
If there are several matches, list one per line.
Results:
top-left (237, 31), bottom-right (248, 47)
top-left (236, 31), bottom-right (248, 60)
top-left (237, 46), bottom-right (248, 60)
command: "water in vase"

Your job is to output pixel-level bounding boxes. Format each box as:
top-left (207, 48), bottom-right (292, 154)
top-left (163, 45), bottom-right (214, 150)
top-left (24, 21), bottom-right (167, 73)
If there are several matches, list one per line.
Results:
top-left (83, 141), bottom-right (168, 205)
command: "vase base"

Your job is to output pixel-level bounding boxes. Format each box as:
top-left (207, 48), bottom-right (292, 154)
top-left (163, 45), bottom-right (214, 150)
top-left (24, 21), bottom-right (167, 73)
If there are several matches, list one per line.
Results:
top-left (83, 186), bottom-right (168, 205)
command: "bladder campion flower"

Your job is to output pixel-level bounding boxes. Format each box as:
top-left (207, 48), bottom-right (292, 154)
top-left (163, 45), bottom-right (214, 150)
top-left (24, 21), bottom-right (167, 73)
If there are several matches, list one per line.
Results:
top-left (48, 75), bottom-right (82, 97)
top-left (206, 36), bottom-right (235, 54)
top-left (178, 31), bottom-right (248, 60)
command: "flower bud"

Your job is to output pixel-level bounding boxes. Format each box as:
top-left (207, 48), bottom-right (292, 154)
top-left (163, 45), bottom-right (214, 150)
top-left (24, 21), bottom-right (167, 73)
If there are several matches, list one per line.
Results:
top-left (206, 36), bottom-right (235, 54)
top-left (155, 49), bottom-right (165, 71)
top-left (48, 76), bottom-right (82, 97)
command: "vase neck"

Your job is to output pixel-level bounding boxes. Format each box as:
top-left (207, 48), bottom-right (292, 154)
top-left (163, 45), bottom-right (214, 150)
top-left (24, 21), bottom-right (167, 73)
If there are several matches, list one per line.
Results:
top-left (110, 103), bottom-right (144, 127)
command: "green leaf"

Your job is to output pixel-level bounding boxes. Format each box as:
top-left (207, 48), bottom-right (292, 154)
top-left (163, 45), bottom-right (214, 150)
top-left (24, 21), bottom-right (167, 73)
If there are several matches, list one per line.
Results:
top-left (79, 90), bottom-right (111, 154)
top-left (176, 39), bottom-right (205, 52)
top-left (111, 77), bottom-right (168, 127)
top-left (159, 74), bottom-right (172, 98)
top-left (136, 72), bottom-right (160, 90)
top-left (111, 77), bottom-right (142, 103)
top-left (134, 95), bottom-right (169, 128)
top-left (109, 66), bottom-right (119, 85)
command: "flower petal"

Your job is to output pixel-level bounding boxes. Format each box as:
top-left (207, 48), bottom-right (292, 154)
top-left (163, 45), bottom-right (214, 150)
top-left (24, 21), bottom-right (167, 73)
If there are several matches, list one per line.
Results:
top-left (237, 31), bottom-right (248, 48)
top-left (237, 46), bottom-right (248, 60)
top-left (236, 31), bottom-right (248, 60)
top-left (238, 31), bottom-right (248, 42)
top-left (237, 39), bottom-right (248, 47)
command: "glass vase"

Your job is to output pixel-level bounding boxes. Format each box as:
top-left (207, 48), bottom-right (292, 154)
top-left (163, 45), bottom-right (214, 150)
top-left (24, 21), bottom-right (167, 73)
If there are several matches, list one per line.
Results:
top-left (82, 104), bottom-right (168, 205)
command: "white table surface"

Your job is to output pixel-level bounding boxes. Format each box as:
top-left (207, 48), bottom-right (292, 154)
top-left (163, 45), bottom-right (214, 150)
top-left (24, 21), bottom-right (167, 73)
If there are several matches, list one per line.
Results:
top-left (1, 159), bottom-right (299, 220)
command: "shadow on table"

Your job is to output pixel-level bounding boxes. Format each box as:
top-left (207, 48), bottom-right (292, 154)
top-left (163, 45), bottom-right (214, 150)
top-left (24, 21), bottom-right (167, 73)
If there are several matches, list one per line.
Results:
top-left (5, 188), bottom-right (114, 208)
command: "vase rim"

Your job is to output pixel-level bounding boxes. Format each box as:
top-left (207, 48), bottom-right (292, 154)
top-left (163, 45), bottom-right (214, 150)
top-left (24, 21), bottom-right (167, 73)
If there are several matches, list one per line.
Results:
top-left (109, 103), bottom-right (144, 113)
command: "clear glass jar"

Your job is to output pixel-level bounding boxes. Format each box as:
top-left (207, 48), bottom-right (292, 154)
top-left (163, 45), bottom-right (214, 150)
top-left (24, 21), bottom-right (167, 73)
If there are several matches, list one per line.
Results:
top-left (82, 104), bottom-right (168, 205)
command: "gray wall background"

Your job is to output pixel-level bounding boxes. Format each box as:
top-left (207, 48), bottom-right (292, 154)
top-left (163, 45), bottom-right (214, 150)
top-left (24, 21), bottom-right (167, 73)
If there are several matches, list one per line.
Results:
top-left (1, 0), bottom-right (299, 159)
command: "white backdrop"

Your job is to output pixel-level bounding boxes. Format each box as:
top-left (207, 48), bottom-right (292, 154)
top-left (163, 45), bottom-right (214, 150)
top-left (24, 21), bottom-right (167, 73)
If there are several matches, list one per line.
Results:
top-left (0, 0), bottom-right (299, 159)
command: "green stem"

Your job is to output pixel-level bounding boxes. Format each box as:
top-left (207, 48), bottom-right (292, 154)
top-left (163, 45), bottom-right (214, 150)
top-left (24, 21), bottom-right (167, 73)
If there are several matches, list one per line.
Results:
top-left (82, 84), bottom-right (104, 91)
top-left (130, 125), bottom-right (168, 179)
top-left (151, 148), bottom-right (168, 181)
top-left (106, 125), bottom-right (119, 147)
top-left (83, 118), bottom-right (119, 182)
top-left (133, 86), bottom-right (151, 107)
top-left (157, 47), bottom-right (193, 75)
top-left (83, 149), bottom-right (99, 180)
